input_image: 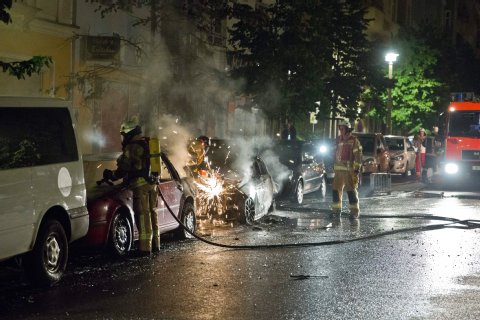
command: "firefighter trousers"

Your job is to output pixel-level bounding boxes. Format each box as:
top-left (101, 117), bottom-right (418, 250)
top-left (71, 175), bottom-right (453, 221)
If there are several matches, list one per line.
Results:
top-left (133, 183), bottom-right (160, 252)
top-left (331, 170), bottom-right (360, 217)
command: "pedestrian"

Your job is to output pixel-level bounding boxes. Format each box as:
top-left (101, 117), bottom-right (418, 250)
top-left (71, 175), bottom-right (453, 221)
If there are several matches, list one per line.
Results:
top-left (103, 119), bottom-right (160, 257)
top-left (331, 119), bottom-right (363, 218)
top-left (413, 128), bottom-right (426, 178)
top-left (281, 120), bottom-right (297, 140)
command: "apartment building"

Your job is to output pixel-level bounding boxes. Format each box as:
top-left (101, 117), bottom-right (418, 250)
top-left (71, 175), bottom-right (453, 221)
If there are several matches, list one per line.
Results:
top-left (0, 0), bottom-right (76, 98)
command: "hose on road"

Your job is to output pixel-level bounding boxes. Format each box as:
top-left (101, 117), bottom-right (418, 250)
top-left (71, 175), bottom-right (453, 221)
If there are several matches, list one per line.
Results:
top-left (159, 189), bottom-right (480, 250)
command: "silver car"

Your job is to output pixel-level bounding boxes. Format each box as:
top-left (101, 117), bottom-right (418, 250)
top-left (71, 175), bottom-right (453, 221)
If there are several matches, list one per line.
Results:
top-left (384, 135), bottom-right (416, 175)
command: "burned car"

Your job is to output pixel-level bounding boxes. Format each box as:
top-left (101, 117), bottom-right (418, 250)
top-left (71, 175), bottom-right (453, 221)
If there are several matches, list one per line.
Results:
top-left (82, 152), bottom-right (196, 257)
top-left (190, 139), bottom-right (275, 225)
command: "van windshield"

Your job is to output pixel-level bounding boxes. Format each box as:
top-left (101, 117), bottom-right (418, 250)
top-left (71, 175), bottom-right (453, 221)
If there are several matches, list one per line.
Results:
top-left (448, 111), bottom-right (480, 138)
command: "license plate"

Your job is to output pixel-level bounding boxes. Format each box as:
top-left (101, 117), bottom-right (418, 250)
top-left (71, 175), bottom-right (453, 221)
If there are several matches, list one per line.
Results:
top-left (473, 166), bottom-right (480, 170)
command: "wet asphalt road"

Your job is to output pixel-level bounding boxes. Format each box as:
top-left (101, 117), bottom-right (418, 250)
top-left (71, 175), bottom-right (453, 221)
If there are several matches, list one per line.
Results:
top-left (1, 174), bottom-right (480, 320)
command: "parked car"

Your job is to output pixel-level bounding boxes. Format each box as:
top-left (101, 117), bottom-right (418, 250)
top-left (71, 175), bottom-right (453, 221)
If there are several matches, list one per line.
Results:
top-left (384, 135), bottom-right (416, 175)
top-left (354, 132), bottom-right (390, 174)
top-left (192, 139), bottom-right (275, 225)
top-left (82, 152), bottom-right (197, 257)
top-left (272, 140), bottom-right (326, 204)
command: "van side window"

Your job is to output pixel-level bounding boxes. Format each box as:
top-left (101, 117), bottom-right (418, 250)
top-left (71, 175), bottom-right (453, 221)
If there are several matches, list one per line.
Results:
top-left (0, 107), bottom-right (79, 170)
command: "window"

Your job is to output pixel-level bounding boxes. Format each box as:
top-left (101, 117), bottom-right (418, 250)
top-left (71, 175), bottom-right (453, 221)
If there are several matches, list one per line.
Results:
top-left (449, 111), bottom-right (480, 137)
top-left (160, 160), bottom-right (173, 181)
top-left (0, 107), bottom-right (78, 170)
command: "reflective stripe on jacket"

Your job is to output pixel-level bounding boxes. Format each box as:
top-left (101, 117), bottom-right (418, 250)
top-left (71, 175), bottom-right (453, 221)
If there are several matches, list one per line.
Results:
top-left (334, 134), bottom-right (363, 171)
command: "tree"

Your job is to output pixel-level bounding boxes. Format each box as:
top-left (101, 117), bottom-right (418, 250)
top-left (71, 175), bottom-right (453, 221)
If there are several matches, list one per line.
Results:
top-left (228, 0), bottom-right (371, 124)
top-left (391, 29), bottom-right (445, 132)
top-left (0, 0), bottom-right (52, 79)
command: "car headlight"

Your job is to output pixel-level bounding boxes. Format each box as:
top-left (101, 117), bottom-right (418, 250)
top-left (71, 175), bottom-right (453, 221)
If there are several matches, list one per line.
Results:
top-left (445, 163), bottom-right (459, 174)
top-left (319, 145), bottom-right (328, 154)
top-left (249, 185), bottom-right (256, 198)
top-left (288, 170), bottom-right (293, 181)
top-left (392, 155), bottom-right (404, 161)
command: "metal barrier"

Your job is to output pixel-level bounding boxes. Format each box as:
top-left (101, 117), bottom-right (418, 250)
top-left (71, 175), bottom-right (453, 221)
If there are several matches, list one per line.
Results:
top-left (370, 173), bottom-right (391, 195)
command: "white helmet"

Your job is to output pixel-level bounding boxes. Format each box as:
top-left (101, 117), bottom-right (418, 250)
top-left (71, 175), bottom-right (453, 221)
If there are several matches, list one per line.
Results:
top-left (120, 118), bottom-right (140, 134)
top-left (338, 119), bottom-right (351, 129)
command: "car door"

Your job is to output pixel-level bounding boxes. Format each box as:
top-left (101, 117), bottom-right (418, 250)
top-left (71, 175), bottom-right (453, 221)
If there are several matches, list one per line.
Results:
top-left (405, 138), bottom-right (416, 170)
top-left (376, 134), bottom-right (390, 172)
top-left (251, 158), bottom-right (273, 217)
top-left (157, 154), bottom-right (183, 232)
top-left (301, 143), bottom-right (321, 192)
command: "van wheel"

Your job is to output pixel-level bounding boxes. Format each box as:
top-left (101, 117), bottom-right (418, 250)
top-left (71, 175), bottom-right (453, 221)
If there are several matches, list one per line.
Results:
top-left (25, 219), bottom-right (68, 287)
top-left (176, 202), bottom-right (196, 239)
top-left (109, 213), bottom-right (133, 257)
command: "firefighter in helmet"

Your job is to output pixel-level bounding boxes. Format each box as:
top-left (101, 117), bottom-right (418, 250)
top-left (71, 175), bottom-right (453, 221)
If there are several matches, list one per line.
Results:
top-left (331, 119), bottom-right (363, 218)
top-left (103, 119), bottom-right (160, 256)
top-left (187, 135), bottom-right (210, 175)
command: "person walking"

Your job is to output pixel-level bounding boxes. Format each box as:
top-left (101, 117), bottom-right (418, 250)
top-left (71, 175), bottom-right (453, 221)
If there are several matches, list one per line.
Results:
top-left (331, 119), bottom-right (363, 218)
top-left (281, 120), bottom-right (297, 140)
top-left (103, 119), bottom-right (160, 257)
top-left (413, 128), bottom-right (427, 178)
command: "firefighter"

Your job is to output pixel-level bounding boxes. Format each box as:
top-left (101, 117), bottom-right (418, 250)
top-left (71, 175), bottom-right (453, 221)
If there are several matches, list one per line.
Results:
top-left (103, 119), bottom-right (160, 257)
top-left (331, 119), bottom-right (363, 218)
top-left (187, 135), bottom-right (210, 175)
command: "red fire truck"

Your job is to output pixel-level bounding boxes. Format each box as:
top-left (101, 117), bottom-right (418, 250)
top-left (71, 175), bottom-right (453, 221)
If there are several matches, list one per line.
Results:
top-left (442, 101), bottom-right (480, 179)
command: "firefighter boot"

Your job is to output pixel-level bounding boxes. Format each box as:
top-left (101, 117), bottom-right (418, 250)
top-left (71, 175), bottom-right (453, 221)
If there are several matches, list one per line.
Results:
top-left (347, 191), bottom-right (359, 219)
top-left (331, 190), bottom-right (342, 217)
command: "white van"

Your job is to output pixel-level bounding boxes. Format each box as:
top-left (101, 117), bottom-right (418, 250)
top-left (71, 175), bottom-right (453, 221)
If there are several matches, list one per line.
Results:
top-left (0, 97), bottom-right (89, 286)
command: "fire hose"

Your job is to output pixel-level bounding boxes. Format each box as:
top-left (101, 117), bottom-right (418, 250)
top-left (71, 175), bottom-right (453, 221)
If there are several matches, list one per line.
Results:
top-left (158, 188), bottom-right (480, 249)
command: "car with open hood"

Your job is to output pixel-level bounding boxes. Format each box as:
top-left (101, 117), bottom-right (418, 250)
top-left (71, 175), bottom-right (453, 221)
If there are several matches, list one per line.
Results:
top-left (191, 139), bottom-right (275, 225)
top-left (82, 152), bottom-right (196, 257)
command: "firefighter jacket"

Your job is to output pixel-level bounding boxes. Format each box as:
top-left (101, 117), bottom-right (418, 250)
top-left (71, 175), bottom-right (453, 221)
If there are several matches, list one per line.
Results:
top-left (114, 136), bottom-right (150, 189)
top-left (334, 133), bottom-right (363, 172)
top-left (187, 139), bottom-right (207, 172)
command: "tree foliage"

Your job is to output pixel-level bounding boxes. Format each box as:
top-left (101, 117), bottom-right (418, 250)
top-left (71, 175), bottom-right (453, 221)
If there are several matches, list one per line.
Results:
top-left (390, 28), bottom-right (444, 131)
top-left (227, 0), bottom-right (371, 123)
top-left (0, 0), bottom-right (52, 79)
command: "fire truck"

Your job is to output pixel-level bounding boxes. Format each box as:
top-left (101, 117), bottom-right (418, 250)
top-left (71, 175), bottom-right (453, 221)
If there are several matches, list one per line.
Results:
top-left (441, 101), bottom-right (480, 180)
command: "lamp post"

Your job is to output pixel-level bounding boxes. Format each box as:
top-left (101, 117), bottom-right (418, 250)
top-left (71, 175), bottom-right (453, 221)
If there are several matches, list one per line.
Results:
top-left (385, 52), bottom-right (398, 134)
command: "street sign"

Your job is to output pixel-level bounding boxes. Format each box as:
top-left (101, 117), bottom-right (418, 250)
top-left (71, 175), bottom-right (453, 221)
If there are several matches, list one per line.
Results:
top-left (310, 112), bottom-right (317, 124)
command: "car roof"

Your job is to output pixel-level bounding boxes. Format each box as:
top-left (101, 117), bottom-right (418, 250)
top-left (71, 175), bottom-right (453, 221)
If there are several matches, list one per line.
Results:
top-left (384, 135), bottom-right (406, 139)
top-left (83, 152), bottom-right (122, 161)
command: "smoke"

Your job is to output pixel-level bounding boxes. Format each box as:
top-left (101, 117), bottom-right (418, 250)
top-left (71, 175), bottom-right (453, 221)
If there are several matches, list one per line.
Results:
top-left (207, 136), bottom-right (290, 192)
top-left (76, 3), bottom-right (292, 184)
top-left (154, 114), bottom-right (195, 177)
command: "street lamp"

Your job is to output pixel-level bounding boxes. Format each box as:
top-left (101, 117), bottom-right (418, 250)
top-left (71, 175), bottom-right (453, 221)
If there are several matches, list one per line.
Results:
top-left (385, 52), bottom-right (398, 134)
